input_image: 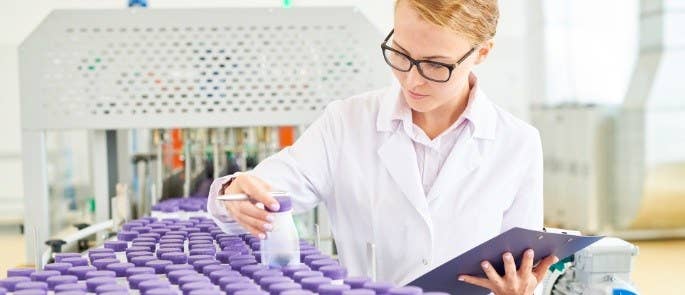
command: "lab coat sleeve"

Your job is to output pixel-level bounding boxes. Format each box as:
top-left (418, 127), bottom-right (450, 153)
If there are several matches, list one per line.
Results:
top-left (207, 101), bottom-right (341, 224)
top-left (500, 129), bottom-right (544, 233)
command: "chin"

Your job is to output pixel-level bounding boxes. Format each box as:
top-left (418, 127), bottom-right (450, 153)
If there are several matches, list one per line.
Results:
top-left (404, 97), bottom-right (435, 114)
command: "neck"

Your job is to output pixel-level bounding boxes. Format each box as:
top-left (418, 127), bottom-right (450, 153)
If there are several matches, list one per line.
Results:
top-left (412, 81), bottom-right (471, 140)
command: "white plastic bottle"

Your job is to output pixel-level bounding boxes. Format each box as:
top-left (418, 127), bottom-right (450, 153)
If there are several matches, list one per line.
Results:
top-left (261, 193), bottom-right (301, 268)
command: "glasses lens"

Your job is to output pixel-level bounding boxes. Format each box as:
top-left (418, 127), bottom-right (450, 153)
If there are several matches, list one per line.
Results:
top-left (383, 48), bottom-right (411, 71)
top-left (418, 62), bottom-right (451, 82)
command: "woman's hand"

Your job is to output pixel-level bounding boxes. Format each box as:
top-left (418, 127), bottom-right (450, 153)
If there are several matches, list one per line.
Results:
top-left (221, 173), bottom-right (278, 239)
top-left (458, 249), bottom-right (558, 295)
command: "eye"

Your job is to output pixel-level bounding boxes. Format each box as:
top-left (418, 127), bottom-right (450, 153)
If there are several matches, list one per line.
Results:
top-left (425, 63), bottom-right (445, 69)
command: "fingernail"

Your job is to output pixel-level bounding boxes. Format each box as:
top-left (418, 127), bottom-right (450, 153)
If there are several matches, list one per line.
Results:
top-left (481, 262), bottom-right (489, 269)
top-left (527, 249), bottom-right (535, 257)
top-left (553, 257), bottom-right (559, 263)
top-left (266, 215), bottom-right (274, 222)
top-left (269, 203), bottom-right (280, 211)
top-left (504, 253), bottom-right (513, 260)
top-left (263, 223), bottom-right (273, 231)
top-left (458, 276), bottom-right (465, 281)
top-left (258, 233), bottom-right (266, 240)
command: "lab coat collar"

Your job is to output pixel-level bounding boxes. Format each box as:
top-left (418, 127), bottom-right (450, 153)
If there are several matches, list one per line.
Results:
top-left (376, 73), bottom-right (497, 140)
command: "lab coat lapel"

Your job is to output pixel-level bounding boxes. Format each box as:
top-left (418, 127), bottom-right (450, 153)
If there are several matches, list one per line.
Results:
top-left (377, 129), bottom-right (431, 224)
top-left (426, 126), bottom-right (483, 203)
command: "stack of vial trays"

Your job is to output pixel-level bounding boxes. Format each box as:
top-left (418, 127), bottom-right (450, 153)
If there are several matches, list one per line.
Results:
top-left (2, 211), bottom-right (438, 295)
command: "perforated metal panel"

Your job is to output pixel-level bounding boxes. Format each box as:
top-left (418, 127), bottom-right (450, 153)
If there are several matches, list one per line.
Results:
top-left (19, 7), bottom-right (388, 130)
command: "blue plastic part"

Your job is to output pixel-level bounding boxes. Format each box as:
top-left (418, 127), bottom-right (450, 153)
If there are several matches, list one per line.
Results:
top-left (128, 0), bottom-right (147, 7)
top-left (613, 288), bottom-right (638, 295)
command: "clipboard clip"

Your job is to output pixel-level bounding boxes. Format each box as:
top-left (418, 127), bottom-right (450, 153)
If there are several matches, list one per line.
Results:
top-left (543, 227), bottom-right (582, 236)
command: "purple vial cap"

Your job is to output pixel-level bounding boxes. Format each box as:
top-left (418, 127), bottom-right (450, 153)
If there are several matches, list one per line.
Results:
top-left (46, 275), bottom-right (78, 290)
top-left (190, 248), bottom-right (216, 257)
top-left (7, 268), bottom-right (36, 278)
top-left (66, 266), bottom-right (96, 280)
top-left (61, 257), bottom-right (88, 267)
top-left (95, 284), bottom-right (128, 294)
top-left (223, 282), bottom-right (258, 295)
top-left (105, 262), bottom-right (135, 277)
top-left (388, 286), bottom-right (423, 295)
top-left (29, 270), bottom-right (60, 282)
top-left (88, 248), bottom-right (114, 255)
top-left (127, 273), bottom-right (158, 289)
top-left (253, 269), bottom-right (284, 282)
top-left (301, 276), bottom-right (332, 292)
top-left (178, 275), bottom-right (210, 288)
top-left (239, 264), bottom-right (266, 277)
top-left (303, 254), bottom-right (329, 265)
top-left (181, 282), bottom-right (214, 294)
top-left (270, 282), bottom-right (302, 294)
top-left (342, 290), bottom-right (376, 295)
top-left (131, 256), bottom-right (157, 267)
top-left (125, 266), bottom-right (156, 277)
top-left (201, 264), bottom-right (231, 276)
top-left (299, 250), bottom-right (321, 261)
top-left (117, 231), bottom-right (138, 241)
top-left (168, 270), bottom-right (198, 285)
top-left (217, 276), bottom-right (251, 288)
top-left (317, 284), bottom-right (352, 295)
top-left (190, 290), bottom-right (224, 295)
top-left (43, 263), bottom-right (73, 275)
top-left (259, 277), bottom-right (293, 289)
top-left (282, 291), bottom-right (315, 295)
top-left (0, 277), bottom-right (31, 291)
top-left (85, 277), bottom-right (116, 292)
top-left (103, 241), bottom-right (128, 252)
top-left (193, 259), bottom-right (220, 272)
top-left (54, 253), bottom-right (81, 262)
top-left (265, 194), bottom-right (293, 213)
top-left (139, 280), bottom-right (171, 293)
top-left (319, 265), bottom-right (348, 280)
top-left (91, 258), bottom-right (120, 270)
top-left (145, 260), bottom-right (173, 274)
top-left (282, 264), bottom-right (310, 277)
top-left (309, 259), bottom-right (338, 271)
top-left (216, 251), bottom-right (240, 264)
top-left (89, 253), bottom-right (116, 262)
top-left (127, 251), bottom-right (153, 262)
top-left (84, 270), bottom-right (116, 279)
top-left (127, 245), bottom-right (154, 253)
top-left (292, 270), bottom-right (324, 283)
top-left (164, 264), bottom-right (195, 274)
top-left (156, 247), bottom-right (181, 258)
top-left (187, 255), bottom-right (214, 265)
top-left (53, 282), bottom-right (86, 292)
top-left (13, 290), bottom-right (47, 295)
top-left (362, 282), bottom-right (394, 294)
top-left (146, 289), bottom-right (179, 295)
top-left (230, 259), bottom-right (257, 270)
top-left (343, 277), bottom-right (371, 289)
top-left (15, 281), bottom-right (48, 291)
top-left (161, 252), bottom-right (188, 265)
top-left (208, 270), bottom-right (240, 284)
top-left (228, 254), bottom-right (253, 263)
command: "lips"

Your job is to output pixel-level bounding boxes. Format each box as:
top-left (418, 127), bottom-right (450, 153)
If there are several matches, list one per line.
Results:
top-left (407, 90), bottom-right (428, 100)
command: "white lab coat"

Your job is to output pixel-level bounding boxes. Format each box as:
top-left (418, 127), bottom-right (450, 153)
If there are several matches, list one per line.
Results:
top-left (208, 82), bottom-right (543, 286)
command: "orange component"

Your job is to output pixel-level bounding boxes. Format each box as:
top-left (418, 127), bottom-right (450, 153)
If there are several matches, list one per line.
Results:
top-left (170, 129), bottom-right (184, 169)
top-left (279, 126), bottom-right (295, 148)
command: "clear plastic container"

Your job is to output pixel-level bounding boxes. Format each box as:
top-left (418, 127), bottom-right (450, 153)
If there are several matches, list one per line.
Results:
top-left (260, 193), bottom-right (301, 269)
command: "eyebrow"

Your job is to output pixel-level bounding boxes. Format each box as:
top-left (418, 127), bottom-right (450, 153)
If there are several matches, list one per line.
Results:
top-left (392, 40), bottom-right (452, 60)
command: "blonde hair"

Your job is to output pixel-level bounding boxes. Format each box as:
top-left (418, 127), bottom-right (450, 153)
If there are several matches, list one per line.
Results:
top-left (397, 0), bottom-right (499, 44)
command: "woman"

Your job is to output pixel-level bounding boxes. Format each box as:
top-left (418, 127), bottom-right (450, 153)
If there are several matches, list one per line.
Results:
top-left (208, 0), bottom-right (558, 293)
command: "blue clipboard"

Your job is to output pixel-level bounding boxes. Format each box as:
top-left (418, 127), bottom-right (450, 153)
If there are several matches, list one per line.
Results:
top-left (407, 227), bottom-right (603, 294)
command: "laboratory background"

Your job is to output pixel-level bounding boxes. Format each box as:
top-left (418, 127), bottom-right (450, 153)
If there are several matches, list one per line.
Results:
top-left (0, 0), bottom-right (683, 294)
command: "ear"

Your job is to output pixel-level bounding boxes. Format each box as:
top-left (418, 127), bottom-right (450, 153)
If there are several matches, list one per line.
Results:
top-left (474, 39), bottom-right (494, 65)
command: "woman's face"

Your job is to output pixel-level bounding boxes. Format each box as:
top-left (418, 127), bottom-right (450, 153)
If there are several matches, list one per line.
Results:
top-left (391, 1), bottom-right (489, 114)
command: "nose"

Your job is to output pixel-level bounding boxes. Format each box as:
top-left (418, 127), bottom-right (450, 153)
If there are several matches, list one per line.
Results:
top-left (404, 64), bottom-right (427, 89)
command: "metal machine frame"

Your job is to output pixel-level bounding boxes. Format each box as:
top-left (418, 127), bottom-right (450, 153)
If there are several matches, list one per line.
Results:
top-left (19, 7), bottom-right (388, 262)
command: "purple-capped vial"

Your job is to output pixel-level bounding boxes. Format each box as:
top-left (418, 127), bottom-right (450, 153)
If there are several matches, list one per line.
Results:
top-left (388, 286), bottom-right (423, 295)
top-left (223, 282), bottom-right (259, 295)
top-left (53, 282), bottom-right (87, 293)
top-left (342, 290), bottom-right (376, 295)
top-left (13, 290), bottom-right (47, 295)
top-left (319, 265), bottom-right (348, 283)
top-left (317, 284), bottom-right (351, 295)
top-left (167, 270), bottom-right (198, 285)
top-left (122, 222), bottom-right (144, 231)
top-left (362, 282), bottom-right (394, 295)
top-left (15, 281), bottom-right (48, 291)
top-left (29, 271), bottom-right (60, 282)
top-left (201, 264), bottom-right (231, 277)
top-left (239, 264), bottom-right (267, 277)
top-left (181, 282), bottom-right (214, 295)
top-left (89, 252), bottom-right (116, 262)
top-left (127, 273), bottom-right (158, 289)
top-left (187, 255), bottom-right (214, 265)
top-left (193, 259), bottom-right (220, 273)
top-left (252, 251), bottom-right (262, 263)
top-left (139, 280), bottom-right (171, 293)
top-left (167, 231), bottom-right (188, 238)
top-left (146, 288), bottom-right (179, 295)
top-left (309, 259), bottom-right (338, 271)
top-left (88, 248), bottom-right (115, 256)
top-left (84, 270), bottom-right (116, 279)
top-left (217, 276), bottom-right (252, 288)
top-left (227, 254), bottom-right (253, 263)
top-left (161, 252), bottom-right (188, 265)
top-left (303, 254), bottom-right (329, 265)
top-left (281, 291), bottom-right (315, 295)
top-left (208, 270), bottom-right (240, 285)
top-left (189, 248), bottom-right (216, 257)
top-left (178, 275), bottom-right (210, 289)
top-left (43, 263), bottom-right (73, 275)
top-left (282, 264), bottom-right (311, 277)
top-left (61, 257), bottom-right (88, 267)
top-left (150, 228), bottom-right (170, 236)
top-left (7, 268), bottom-right (35, 278)
top-left (301, 276), bottom-right (332, 292)
top-left (117, 231), bottom-right (139, 242)
top-left (85, 277), bottom-right (116, 293)
top-left (158, 244), bottom-right (184, 252)
top-left (230, 259), bottom-right (257, 271)
top-left (216, 251), bottom-right (240, 264)
top-left (259, 277), bottom-right (293, 290)
top-left (127, 251), bottom-right (154, 262)
top-left (0, 277), bottom-right (31, 291)
top-left (105, 262), bottom-right (134, 277)
top-left (164, 264), bottom-right (195, 274)
top-left (190, 290), bottom-right (224, 295)
top-left (54, 253), bottom-right (81, 263)
top-left (103, 241), bottom-right (128, 252)
top-left (253, 269), bottom-right (284, 283)
top-left (343, 277), bottom-right (371, 289)
top-left (95, 283), bottom-right (128, 294)
top-left (292, 270), bottom-right (324, 283)
top-left (184, 228), bottom-right (201, 234)
top-left (145, 260), bottom-right (173, 274)
top-left (270, 282), bottom-right (303, 295)
top-left (125, 266), bottom-right (156, 277)
top-left (131, 242), bottom-right (156, 252)
top-left (159, 238), bottom-right (185, 245)
top-left (66, 266), bottom-right (96, 280)
top-left (249, 241), bottom-right (260, 251)
top-left (131, 256), bottom-right (157, 267)
top-left (131, 238), bottom-right (156, 245)
top-left (92, 258), bottom-right (120, 270)
top-left (299, 250), bottom-right (321, 262)
top-left (131, 226), bottom-right (151, 234)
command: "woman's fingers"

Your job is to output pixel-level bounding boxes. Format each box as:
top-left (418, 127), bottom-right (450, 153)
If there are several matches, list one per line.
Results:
top-left (533, 255), bottom-right (559, 282)
top-left (238, 201), bottom-right (272, 224)
top-left (480, 260), bottom-right (503, 286)
top-left (518, 249), bottom-right (535, 275)
top-left (457, 275), bottom-right (493, 290)
top-left (502, 252), bottom-right (517, 278)
top-left (235, 174), bottom-right (279, 210)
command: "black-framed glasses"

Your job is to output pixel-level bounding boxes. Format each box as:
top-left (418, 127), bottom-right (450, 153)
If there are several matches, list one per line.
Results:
top-left (381, 29), bottom-right (476, 83)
